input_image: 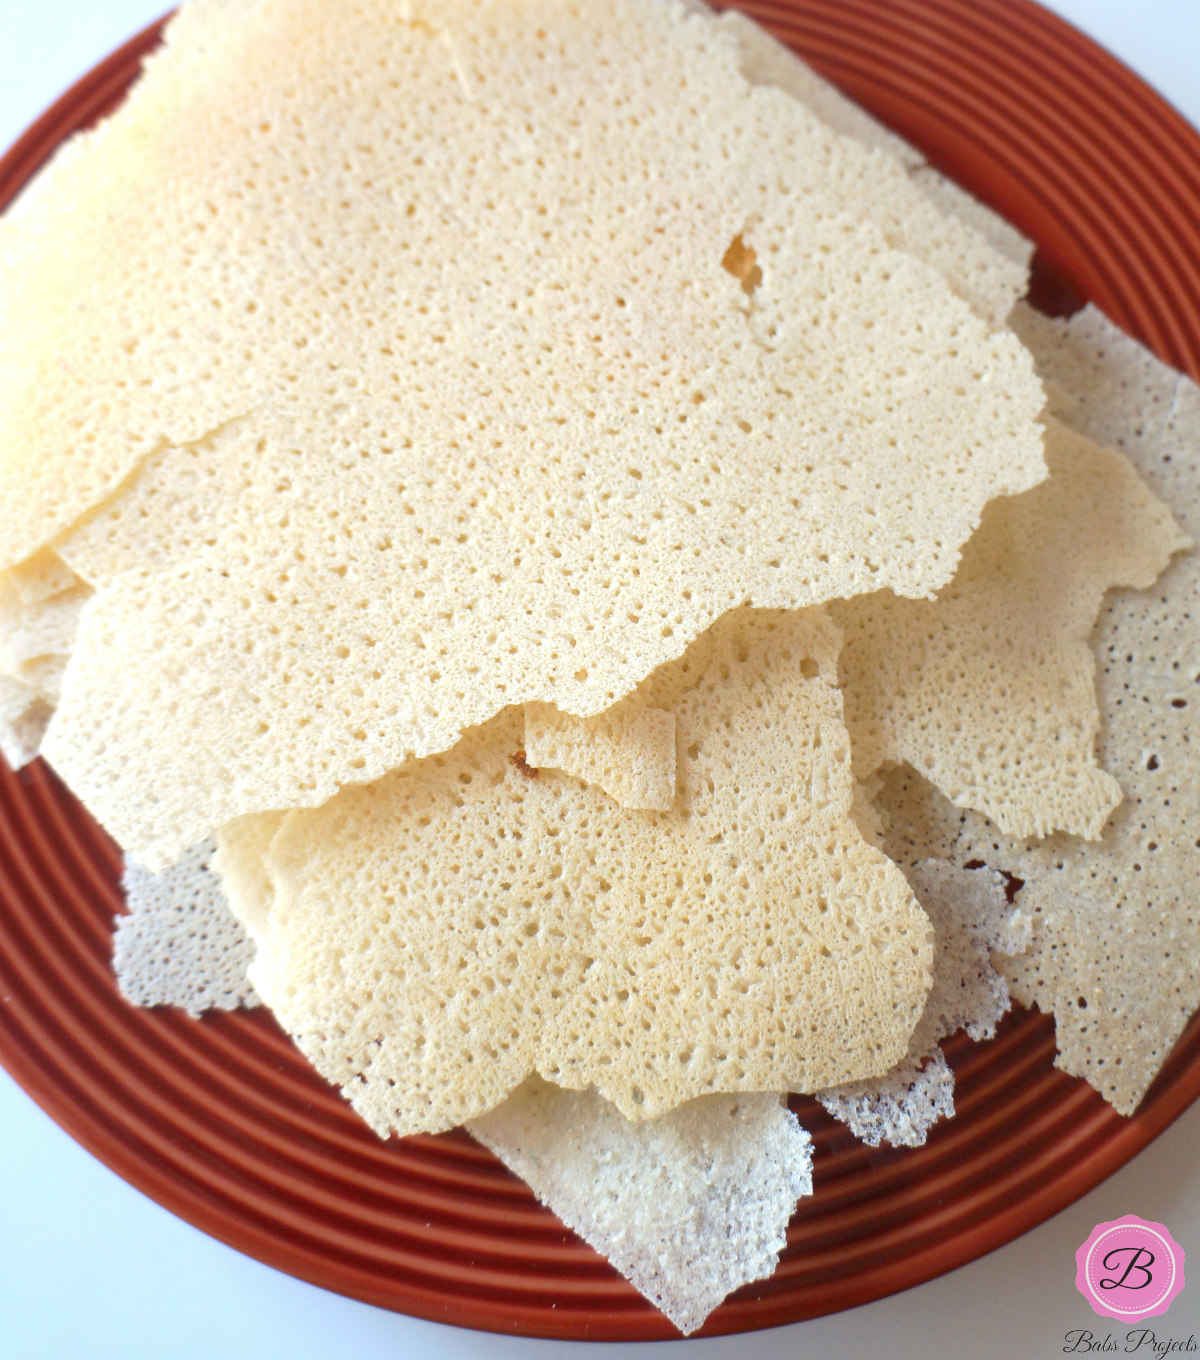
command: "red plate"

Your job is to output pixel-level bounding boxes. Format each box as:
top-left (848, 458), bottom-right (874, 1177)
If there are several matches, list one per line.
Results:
top-left (2, 0), bottom-right (1199, 1341)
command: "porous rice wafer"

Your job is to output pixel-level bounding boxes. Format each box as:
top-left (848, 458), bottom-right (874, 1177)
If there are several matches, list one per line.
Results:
top-left (953, 306), bottom-right (1200, 1113)
top-left (3, 549), bottom-right (79, 606)
top-left (908, 165), bottom-right (1033, 275)
top-left (718, 9), bottom-right (1034, 273)
top-left (716, 8), bottom-right (925, 170)
top-left (212, 811), bottom-right (284, 946)
top-left (227, 607), bottom-right (932, 1132)
top-left (834, 419), bottom-right (1187, 840)
top-left (113, 838), bottom-right (259, 1017)
top-left (107, 836), bottom-right (813, 1333)
top-left (28, 0), bottom-right (1045, 867)
top-left (566, 421), bottom-right (1183, 828)
top-left (1, 3), bottom-right (1036, 798)
top-left (0, 552), bottom-right (88, 729)
top-left (0, 576), bottom-right (90, 687)
top-left (45, 216), bottom-right (1041, 868)
top-left (469, 1080), bottom-right (812, 1335)
top-left (0, 672), bottom-right (53, 770)
top-left (872, 763), bottom-right (968, 868)
top-left (816, 860), bottom-right (1027, 1147)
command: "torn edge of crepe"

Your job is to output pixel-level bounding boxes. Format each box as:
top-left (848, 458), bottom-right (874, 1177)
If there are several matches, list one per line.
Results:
top-left (468, 1079), bottom-right (813, 1335)
top-left (0, 550), bottom-right (89, 748)
top-left (816, 860), bottom-right (1029, 1146)
top-left (834, 419), bottom-right (1188, 843)
top-left (0, 672), bottom-right (54, 770)
top-left (113, 837), bottom-right (260, 1017)
top-left (524, 696), bottom-right (676, 811)
top-left (818, 1049), bottom-right (956, 1149)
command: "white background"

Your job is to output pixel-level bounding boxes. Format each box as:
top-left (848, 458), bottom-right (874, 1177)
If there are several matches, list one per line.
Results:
top-left (3, 3), bottom-right (1200, 1357)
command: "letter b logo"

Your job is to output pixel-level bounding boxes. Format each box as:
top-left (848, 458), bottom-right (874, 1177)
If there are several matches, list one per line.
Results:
top-left (1076, 1216), bottom-right (1185, 1321)
top-left (1098, 1245), bottom-right (1155, 1291)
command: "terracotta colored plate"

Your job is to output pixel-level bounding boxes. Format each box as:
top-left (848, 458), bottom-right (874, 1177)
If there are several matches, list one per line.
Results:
top-left (2, 0), bottom-right (1200, 1342)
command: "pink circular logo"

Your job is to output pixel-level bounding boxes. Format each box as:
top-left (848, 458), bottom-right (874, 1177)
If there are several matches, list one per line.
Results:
top-left (1076, 1215), bottom-right (1186, 1321)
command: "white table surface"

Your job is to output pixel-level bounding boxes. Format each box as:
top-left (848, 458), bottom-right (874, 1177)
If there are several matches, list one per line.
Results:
top-left (4, 3), bottom-right (1200, 1357)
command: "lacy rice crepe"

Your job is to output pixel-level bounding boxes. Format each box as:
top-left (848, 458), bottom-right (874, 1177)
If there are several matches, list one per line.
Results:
top-left (557, 325), bottom-right (1195, 1129)
top-left (815, 859), bottom-right (1028, 1148)
top-left (218, 608), bottom-right (934, 1131)
top-left (834, 418), bottom-right (1188, 840)
top-left (951, 305), bottom-right (1200, 1114)
top-left (864, 304), bottom-right (1200, 1118)
top-left (7, 0), bottom-right (1046, 868)
top-left (548, 421), bottom-right (1187, 838)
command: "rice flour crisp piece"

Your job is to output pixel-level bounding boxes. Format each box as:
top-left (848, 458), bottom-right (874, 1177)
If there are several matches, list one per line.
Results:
top-left (456, 12), bottom-right (1042, 821)
top-left (222, 832), bottom-right (817, 1333)
top-left (212, 811), bottom-right (285, 946)
top-left (835, 419), bottom-right (1188, 841)
top-left (0, 553), bottom-right (87, 768)
top-left (957, 306), bottom-right (1200, 1113)
top-left (716, 8), bottom-right (925, 170)
top-left (116, 824), bottom-right (817, 1338)
top-left (469, 1079), bottom-right (812, 1335)
top-left (30, 0), bottom-right (1044, 867)
top-left (0, 6), bottom-right (1033, 773)
top-left (0, 672), bottom-right (53, 770)
top-left (908, 165), bottom-right (1033, 275)
top-left (870, 763), bottom-right (964, 868)
top-left (2, 549), bottom-right (80, 607)
top-left (111, 838), bottom-right (810, 1335)
top-left (816, 860), bottom-right (1027, 1147)
top-left (0, 553), bottom-right (89, 734)
top-left (113, 838), bottom-right (259, 1017)
top-left (0, 576), bottom-right (90, 691)
top-left (823, 1050), bottom-right (956, 1150)
top-left (228, 608), bottom-right (932, 1134)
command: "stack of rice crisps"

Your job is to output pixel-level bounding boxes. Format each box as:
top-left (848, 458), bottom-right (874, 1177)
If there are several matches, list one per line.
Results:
top-left (2, 0), bottom-right (1197, 1333)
